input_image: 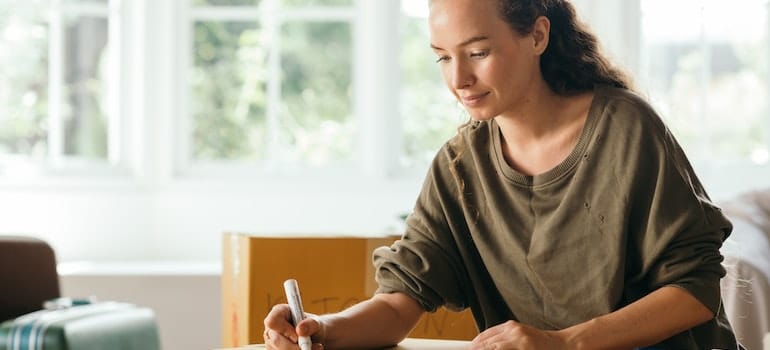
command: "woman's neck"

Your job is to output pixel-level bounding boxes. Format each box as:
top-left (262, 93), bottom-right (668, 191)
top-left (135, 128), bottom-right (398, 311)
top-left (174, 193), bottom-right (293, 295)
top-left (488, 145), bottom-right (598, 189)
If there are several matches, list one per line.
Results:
top-left (494, 86), bottom-right (594, 176)
top-left (494, 83), bottom-right (580, 141)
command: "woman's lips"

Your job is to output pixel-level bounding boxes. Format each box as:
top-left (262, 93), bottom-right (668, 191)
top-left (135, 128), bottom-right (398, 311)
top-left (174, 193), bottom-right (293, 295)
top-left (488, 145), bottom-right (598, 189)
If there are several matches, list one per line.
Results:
top-left (461, 92), bottom-right (490, 107)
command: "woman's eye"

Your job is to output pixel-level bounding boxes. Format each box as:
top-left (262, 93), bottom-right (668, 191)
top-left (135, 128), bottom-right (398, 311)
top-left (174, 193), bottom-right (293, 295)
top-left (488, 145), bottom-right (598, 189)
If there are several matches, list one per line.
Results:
top-left (435, 55), bottom-right (450, 63)
top-left (470, 51), bottom-right (489, 59)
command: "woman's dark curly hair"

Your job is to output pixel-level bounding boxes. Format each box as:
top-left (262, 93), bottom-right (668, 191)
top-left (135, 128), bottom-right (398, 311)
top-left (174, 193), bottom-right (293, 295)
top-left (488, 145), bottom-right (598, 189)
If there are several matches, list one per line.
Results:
top-left (497, 0), bottom-right (632, 94)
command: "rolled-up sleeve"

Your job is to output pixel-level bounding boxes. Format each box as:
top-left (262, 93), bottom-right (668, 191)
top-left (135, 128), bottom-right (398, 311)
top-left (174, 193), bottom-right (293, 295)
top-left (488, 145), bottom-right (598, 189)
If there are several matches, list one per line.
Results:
top-left (645, 206), bottom-right (730, 314)
top-left (373, 154), bottom-right (470, 313)
top-left (628, 127), bottom-right (732, 315)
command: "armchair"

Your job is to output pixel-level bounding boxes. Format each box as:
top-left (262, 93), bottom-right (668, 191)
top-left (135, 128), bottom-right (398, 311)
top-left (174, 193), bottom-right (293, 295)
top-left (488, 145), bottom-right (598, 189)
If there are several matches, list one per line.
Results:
top-left (0, 235), bottom-right (59, 322)
top-left (0, 235), bottom-right (162, 350)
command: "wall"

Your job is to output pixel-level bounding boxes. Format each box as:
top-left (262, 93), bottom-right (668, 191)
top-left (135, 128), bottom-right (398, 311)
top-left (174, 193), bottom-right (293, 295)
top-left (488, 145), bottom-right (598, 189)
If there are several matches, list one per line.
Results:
top-left (59, 262), bottom-right (221, 350)
top-left (0, 178), bottom-right (417, 262)
top-left (3, 162), bottom-right (768, 263)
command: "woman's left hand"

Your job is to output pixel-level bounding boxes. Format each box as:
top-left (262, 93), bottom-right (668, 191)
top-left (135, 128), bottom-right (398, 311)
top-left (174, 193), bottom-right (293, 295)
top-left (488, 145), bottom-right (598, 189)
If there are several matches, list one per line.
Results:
top-left (469, 320), bottom-right (568, 350)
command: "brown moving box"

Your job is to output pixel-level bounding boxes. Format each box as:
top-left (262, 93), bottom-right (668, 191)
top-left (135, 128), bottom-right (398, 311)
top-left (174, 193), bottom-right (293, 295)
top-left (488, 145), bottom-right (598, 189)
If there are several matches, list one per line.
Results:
top-left (221, 233), bottom-right (478, 347)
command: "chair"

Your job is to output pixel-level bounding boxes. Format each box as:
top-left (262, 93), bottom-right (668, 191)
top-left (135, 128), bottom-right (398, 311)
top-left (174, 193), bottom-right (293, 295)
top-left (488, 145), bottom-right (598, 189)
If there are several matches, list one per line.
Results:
top-left (0, 235), bottom-right (163, 350)
top-left (0, 235), bottom-right (60, 322)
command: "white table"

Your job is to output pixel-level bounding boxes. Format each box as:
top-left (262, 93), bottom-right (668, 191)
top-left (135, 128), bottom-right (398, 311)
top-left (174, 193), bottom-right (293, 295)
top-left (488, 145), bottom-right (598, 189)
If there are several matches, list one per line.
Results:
top-left (388, 338), bottom-right (470, 349)
top-left (764, 332), bottom-right (770, 350)
top-left (217, 338), bottom-right (471, 349)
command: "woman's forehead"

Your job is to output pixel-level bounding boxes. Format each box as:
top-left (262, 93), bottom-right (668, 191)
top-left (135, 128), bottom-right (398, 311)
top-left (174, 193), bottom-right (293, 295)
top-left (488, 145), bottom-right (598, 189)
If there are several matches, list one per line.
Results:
top-left (429, 0), bottom-right (501, 29)
top-left (428, 0), bottom-right (511, 45)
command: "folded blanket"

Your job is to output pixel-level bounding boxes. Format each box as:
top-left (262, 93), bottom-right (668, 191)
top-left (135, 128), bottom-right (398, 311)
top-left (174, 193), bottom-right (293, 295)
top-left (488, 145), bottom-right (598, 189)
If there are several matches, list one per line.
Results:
top-left (720, 189), bottom-right (770, 350)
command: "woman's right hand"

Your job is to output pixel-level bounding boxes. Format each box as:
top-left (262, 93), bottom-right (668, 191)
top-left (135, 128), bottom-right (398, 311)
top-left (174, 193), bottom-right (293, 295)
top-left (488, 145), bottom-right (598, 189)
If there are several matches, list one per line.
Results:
top-left (263, 304), bottom-right (326, 350)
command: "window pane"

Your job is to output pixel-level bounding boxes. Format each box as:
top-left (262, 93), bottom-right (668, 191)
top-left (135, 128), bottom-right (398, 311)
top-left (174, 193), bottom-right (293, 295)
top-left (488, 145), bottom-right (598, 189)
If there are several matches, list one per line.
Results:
top-left (641, 0), bottom-right (769, 163)
top-left (280, 21), bottom-right (353, 166)
top-left (399, 9), bottom-right (463, 169)
top-left (191, 21), bottom-right (268, 161)
top-left (0, 5), bottom-right (49, 157)
top-left (281, 0), bottom-right (353, 6)
top-left (192, 0), bottom-right (262, 6)
top-left (63, 16), bottom-right (109, 158)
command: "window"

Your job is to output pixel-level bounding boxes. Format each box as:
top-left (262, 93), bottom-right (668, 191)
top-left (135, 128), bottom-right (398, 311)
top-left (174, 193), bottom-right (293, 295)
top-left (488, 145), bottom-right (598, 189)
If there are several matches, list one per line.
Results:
top-left (185, 0), bottom-right (356, 172)
top-left (2, 0), bottom-right (768, 191)
top-left (0, 0), bottom-right (118, 177)
top-left (639, 0), bottom-right (770, 166)
top-left (183, 0), bottom-right (476, 177)
top-left (1, 0), bottom-right (768, 263)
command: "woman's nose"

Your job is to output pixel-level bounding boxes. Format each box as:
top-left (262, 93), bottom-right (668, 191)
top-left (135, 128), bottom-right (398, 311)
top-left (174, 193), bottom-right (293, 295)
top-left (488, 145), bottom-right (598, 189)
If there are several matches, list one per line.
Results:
top-left (451, 62), bottom-right (474, 89)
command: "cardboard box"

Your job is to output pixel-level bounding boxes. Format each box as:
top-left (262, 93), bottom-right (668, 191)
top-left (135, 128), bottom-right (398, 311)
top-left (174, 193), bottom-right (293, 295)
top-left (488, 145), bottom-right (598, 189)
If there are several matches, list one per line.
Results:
top-left (221, 233), bottom-right (478, 347)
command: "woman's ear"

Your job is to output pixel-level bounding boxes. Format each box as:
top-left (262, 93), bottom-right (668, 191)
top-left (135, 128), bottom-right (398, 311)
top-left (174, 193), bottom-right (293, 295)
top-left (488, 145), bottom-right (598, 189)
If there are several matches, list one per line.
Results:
top-left (531, 16), bottom-right (550, 55)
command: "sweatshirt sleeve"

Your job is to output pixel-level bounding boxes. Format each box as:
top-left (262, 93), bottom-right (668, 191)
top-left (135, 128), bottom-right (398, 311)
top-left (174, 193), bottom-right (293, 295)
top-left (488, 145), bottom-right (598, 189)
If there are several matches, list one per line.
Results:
top-left (624, 113), bottom-right (732, 315)
top-left (373, 146), bottom-right (471, 313)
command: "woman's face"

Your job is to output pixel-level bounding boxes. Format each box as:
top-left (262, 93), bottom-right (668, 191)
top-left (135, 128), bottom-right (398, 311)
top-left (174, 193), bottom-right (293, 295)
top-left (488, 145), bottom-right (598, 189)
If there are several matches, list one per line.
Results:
top-left (429, 0), bottom-right (547, 120)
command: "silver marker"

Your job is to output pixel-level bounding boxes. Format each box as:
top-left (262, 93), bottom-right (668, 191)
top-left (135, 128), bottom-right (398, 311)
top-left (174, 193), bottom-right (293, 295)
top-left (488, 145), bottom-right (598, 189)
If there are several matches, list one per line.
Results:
top-left (283, 279), bottom-right (312, 350)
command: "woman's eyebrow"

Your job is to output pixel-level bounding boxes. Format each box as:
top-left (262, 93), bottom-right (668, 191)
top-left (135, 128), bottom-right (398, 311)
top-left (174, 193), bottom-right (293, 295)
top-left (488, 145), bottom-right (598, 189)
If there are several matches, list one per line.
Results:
top-left (430, 35), bottom-right (490, 50)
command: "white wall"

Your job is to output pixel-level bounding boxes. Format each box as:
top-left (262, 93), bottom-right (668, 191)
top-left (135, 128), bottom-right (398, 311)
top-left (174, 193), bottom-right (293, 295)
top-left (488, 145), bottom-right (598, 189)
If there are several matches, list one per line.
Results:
top-left (59, 263), bottom-right (221, 350)
top-left (0, 178), bottom-right (417, 262)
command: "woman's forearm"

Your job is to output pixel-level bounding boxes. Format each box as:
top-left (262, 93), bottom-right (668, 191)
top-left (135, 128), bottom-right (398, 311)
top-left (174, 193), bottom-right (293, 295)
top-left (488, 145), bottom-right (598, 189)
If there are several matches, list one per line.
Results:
top-left (320, 292), bottom-right (425, 349)
top-left (559, 286), bottom-right (714, 350)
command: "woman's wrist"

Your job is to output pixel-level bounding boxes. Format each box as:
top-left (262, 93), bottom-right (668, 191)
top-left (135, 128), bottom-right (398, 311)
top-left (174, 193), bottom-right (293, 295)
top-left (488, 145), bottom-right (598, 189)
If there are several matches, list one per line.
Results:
top-left (556, 317), bottom-right (599, 350)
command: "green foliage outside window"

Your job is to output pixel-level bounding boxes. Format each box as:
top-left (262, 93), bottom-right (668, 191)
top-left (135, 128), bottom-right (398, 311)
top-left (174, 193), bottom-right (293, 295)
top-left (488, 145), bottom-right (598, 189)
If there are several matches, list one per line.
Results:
top-left (192, 0), bottom-right (263, 6)
top-left (0, 6), bottom-right (109, 161)
top-left (399, 16), bottom-right (464, 168)
top-left (642, 0), bottom-right (769, 163)
top-left (192, 0), bottom-right (352, 7)
top-left (279, 21), bottom-right (352, 165)
top-left (192, 21), bottom-right (268, 160)
top-left (0, 7), bottom-right (49, 157)
top-left (281, 0), bottom-right (352, 6)
top-left (191, 18), bottom-right (353, 165)
top-left (62, 16), bottom-right (109, 158)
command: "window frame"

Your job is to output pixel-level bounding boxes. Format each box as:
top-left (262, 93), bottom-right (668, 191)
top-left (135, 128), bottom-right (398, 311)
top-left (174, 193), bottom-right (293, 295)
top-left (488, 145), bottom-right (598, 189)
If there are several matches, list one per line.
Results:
top-left (0, 0), bottom-right (131, 182)
top-left (1, 0), bottom-right (768, 200)
top-left (175, 0), bottom-right (391, 180)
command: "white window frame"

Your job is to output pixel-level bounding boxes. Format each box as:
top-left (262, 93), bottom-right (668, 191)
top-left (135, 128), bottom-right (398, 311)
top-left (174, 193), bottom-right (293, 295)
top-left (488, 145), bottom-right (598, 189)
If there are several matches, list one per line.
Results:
top-left (175, 0), bottom-right (401, 181)
top-left (47, 1), bottom-right (125, 171)
top-left (2, 0), bottom-right (768, 198)
top-left (0, 0), bottom-right (132, 183)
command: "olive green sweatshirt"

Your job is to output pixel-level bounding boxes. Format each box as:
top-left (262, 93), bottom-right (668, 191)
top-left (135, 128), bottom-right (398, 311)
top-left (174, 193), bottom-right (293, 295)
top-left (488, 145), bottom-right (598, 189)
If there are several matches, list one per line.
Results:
top-left (374, 85), bottom-right (740, 349)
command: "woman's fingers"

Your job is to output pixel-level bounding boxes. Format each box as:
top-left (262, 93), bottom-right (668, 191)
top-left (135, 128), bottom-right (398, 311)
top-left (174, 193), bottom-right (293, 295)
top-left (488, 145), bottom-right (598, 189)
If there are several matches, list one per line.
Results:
top-left (264, 328), bottom-right (300, 349)
top-left (265, 304), bottom-right (300, 343)
top-left (265, 306), bottom-right (327, 349)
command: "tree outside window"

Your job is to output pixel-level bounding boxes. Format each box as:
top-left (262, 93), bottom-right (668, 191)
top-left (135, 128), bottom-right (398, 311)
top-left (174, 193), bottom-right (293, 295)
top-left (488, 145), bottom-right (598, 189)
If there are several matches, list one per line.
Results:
top-left (0, 0), bottom-right (112, 174)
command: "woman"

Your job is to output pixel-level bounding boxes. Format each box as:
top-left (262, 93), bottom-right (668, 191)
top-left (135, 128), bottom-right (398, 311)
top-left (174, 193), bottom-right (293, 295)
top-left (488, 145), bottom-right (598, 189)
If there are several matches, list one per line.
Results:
top-left (264, 0), bottom-right (742, 348)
